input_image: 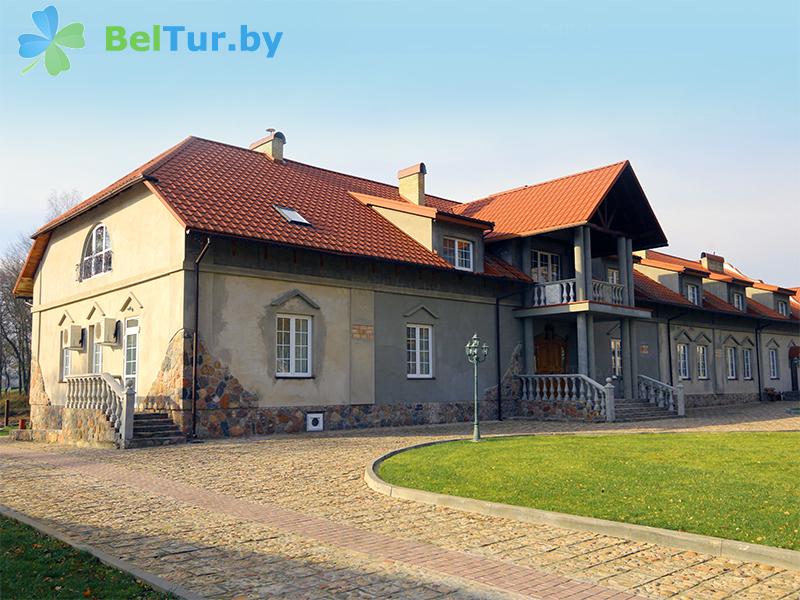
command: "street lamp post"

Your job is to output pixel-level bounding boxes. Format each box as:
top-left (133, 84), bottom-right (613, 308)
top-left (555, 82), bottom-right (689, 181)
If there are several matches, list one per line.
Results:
top-left (465, 333), bottom-right (489, 442)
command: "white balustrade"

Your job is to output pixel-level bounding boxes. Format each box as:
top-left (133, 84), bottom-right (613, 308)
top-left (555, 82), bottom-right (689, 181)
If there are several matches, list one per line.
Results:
top-left (591, 280), bottom-right (626, 305)
top-left (637, 375), bottom-right (685, 416)
top-left (65, 374), bottom-right (136, 447)
top-left (518, 374), bottom-right (616, 422)
top-left (531, 278), bottom-right (577, 307)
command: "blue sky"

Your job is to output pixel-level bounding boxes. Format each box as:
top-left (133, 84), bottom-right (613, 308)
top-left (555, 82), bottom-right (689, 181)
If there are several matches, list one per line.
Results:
top-left (1, 1), bottom-right (798, 284)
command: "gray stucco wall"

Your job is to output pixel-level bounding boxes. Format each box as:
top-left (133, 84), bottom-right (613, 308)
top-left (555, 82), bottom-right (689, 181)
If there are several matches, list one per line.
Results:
top-left (373, 292), bottom-right (522, 405)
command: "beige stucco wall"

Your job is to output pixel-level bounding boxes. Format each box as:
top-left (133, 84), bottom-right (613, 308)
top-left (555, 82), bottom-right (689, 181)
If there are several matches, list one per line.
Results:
top-left (372, 206), bottom-right (433, 250)
top-left (31, 184), bottom-right (187, 406)
top-left (198, 268), bottom-right (375, 407)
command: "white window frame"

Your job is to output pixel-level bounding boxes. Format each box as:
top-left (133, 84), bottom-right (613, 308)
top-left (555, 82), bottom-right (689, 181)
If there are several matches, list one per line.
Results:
top-left (696, 345), bottom-right (708, 380)
top-left (607, 267), bottom-right (620, 284)
top-left (406, 324), bottom-right (434, 379)
top-left (686, 283), bottom-right (701, 306)
top-left (677, 343), bottom-right (690, 380)
top-left (732, 292), bottom-right (745, 312)
top-left (80, 224), bottom-right (112, 280)
top-left (61, 347), bottom-right (71, 381)
top-left (92, 332), bottom-right (103, 375)
top-left (777, 301), bottom-right (789, 317)
top-left (123, 318), bottom-right (140, 392)
top-left (725, 347), bottom-right (737, 380)
top-left (275, 314), bottom-right (313, 378)
top-left (531, 250), bottom-right (561, 283)
top-left (768, 348), bottom-right (779, 379)
top-left (743, 348), bottom-right (753, 380)
top-left (442, 237), bottom-right (473, 271)
top-left (610, 338), bottom-right (622, 377)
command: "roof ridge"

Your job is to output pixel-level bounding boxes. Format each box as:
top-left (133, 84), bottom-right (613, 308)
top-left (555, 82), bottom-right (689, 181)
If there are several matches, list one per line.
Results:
top-left (34, 136), bottom-right (196, 236)
top-left (187, 136), bottom-right (463, 206)
top-left (463, 159), bottom-right (629, 205)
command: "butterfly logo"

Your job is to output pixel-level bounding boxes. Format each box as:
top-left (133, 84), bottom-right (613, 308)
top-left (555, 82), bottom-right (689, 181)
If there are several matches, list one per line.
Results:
top-left (18, 6), bottom-right (85, 76)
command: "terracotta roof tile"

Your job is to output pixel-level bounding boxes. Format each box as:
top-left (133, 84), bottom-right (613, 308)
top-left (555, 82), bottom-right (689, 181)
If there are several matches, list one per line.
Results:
top-left (451, 161), bottom-right (629, 240)
top-left (633, 270), bottom-right (694, 307)
top-left (745, 297), bottom-right (791, 320)
top-left (25, 137), bottom-right (527, 287)
top-left (484, 254), bottom-right (532, 282)
top-left (702, 290), bottom-right (740, 314)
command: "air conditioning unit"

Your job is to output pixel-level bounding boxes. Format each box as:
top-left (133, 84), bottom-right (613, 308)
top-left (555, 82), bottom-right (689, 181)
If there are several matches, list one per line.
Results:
top-left (94, 318), bottom-right (118, 345)
top-left (306, 412), bottom-right (324, 432)
top-left (61, 325), bottom-right (83, 350)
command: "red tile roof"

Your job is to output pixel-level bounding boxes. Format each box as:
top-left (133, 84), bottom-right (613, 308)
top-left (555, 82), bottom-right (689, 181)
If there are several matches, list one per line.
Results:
top-left (633, 270), bottom-right (694, 307)
top-left (745, 297), bottom-right (791, 320)
top-left (638, 250), bottom-right (710, 276)
top-left (451, 161), bottom-right (629, 240)
top-left (18, 137), bottom-right (528, 295)
top-left (702, 290), bottom-right (740, 314)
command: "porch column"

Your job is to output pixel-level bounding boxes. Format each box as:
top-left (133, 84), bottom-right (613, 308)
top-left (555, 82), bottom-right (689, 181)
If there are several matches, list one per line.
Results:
top-left (617, 236), bottom-right (629, 306)
top-left (626, 238), bottom-right (635, 305)
top-left (573, 227), bottom-right (586, 301)
top-left (577, 313), bottom-right (589, 376)
top-left (583, 226), bottom-right (593, 300)
top-left (524, 318), bottom-right (535, 373)
top-left (621, 318), bottom-right (634, 399)
top-left (657, 322), bottom-right (670, 382)
top-left (587, 313), bottom-right (596, 380)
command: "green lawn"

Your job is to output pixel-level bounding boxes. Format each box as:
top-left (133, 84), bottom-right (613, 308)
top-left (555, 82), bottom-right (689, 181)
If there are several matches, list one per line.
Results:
top-left (0, 516), bottom-right (174, 599)
top-left (380, 432), bottom-right (800, 550)
top-left (0, 426), bottom-right (10, 437)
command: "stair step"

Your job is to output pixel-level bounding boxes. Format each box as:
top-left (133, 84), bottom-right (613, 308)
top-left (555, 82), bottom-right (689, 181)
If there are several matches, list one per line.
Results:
top-left (127, 434), bottom-right (186, 448)
top-left (133, 413), bottom-right (170, 421)
top-left (133, 429), bottom-right (182, 439)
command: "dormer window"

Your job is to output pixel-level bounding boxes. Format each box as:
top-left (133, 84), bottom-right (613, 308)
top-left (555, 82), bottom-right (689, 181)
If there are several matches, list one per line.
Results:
top-left (443, 237), bottom-right (473, 271)
top-left (732, 292), bottom-right (745, 312)
top-left (686, 283), bottom-right (701, 306)
top-left (778, 300), bottom-right (789, 317)
top-left (80, 224), bottom-right (112, 280)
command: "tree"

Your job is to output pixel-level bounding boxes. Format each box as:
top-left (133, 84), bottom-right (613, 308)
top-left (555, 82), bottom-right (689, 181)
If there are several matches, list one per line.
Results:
top-left (0, 190), bottom-right (81, 394)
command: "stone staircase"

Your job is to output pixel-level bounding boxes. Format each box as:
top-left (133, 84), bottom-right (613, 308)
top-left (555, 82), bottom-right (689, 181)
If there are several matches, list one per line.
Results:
top-left (129, 413), bottom-right (186, 448)
top-left (613, 398), bottom-right (677, 422)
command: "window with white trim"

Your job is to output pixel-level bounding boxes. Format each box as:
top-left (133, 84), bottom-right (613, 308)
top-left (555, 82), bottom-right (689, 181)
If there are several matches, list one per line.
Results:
top-left (769, 348), bottom-right (779, 379)
top-left (531, 250), bottom-right (561, 282)
top-left (677, 343), bottom-right (690, 380)
top-left (61, 348), bottom-right (71, 381)
top-left (732, 292), bottom-right (745, 312)
top-left (92, 334), bottom-right (103, 375)
top-left (442, 237), bottom-right (473, 271)
top-left (276, 315), bottom-right (312, 377)
top-left (696, 345), bottom-right (708, 380)
top-left (743, 348), bottom-right (753, 380)
top-left (610, 338), bottom-right (622, 377)
top-left (607, 268), bottom-right (620, 284)
top-left (124, 318), bottom-right (140, 392)
top-left (725, 347), bottom-right (737, 380)
top-left (777, 301), bottom-right (789, 317)
top-left (80, 224), bottom-right (112, 280)
top-left (406, 324), bottom-right (433, 378)
top-left (686, 283), bottom-right (701, 306)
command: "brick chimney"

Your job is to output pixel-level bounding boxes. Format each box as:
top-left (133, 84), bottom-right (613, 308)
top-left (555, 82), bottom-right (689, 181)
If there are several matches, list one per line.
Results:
top-left (700, 252), bottom-right (725, 273)
top-left (250, 130), bottom-right (286, 162)
top-left (398, 162), bottom-right (426, 205)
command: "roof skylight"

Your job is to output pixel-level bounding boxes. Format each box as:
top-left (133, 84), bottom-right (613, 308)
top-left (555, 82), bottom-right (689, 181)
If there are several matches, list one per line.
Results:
top-left (274, 205), bottom-right (311, 226)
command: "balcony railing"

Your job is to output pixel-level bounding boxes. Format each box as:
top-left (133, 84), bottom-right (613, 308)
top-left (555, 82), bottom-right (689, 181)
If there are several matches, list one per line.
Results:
top-left (531, 278), bottom-right (626, 307)
top-left (591, 280), bottom-right (625, 305)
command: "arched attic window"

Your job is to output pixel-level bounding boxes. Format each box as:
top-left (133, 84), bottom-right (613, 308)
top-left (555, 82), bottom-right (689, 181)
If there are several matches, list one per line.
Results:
top-left (80, 224), bottom-right (112, 280)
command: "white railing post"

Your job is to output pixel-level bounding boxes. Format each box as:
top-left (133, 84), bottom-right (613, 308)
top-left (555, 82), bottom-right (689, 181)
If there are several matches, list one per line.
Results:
top-left (676, 383), bottom-right (685, 417)
top-left (604, 377), bottom-right (616, 422)
top-left (120, 384), bottom-right (135, 448)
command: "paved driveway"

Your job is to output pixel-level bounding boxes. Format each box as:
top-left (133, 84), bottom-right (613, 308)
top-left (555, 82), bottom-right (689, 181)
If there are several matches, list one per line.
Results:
top-left (1, 402), bottom-right (799, 599)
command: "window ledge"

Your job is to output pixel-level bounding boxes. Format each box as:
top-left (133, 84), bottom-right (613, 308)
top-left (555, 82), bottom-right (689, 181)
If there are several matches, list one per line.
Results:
top-left (407, 376), bottom-right (435, 380)
top-left (275, 374), bottom-right (314, 379)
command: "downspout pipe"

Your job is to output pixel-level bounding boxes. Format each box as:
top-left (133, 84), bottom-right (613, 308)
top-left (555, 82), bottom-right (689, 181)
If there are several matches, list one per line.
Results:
top-left (495, 286), bottom-right (527, 421)
top-left (191, 236), bottom-right (212, 440)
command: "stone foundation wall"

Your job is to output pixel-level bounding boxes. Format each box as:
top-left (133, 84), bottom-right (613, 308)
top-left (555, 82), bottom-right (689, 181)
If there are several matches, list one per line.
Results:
top-left (27, 359), bottom-right (61, 430)
top-left (685, 393), bottom-right (760, 408)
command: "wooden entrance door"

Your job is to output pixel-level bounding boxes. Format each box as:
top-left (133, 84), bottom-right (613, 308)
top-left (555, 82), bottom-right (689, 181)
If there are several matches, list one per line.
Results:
top-left (535, 328), bottom-right (567, 374)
